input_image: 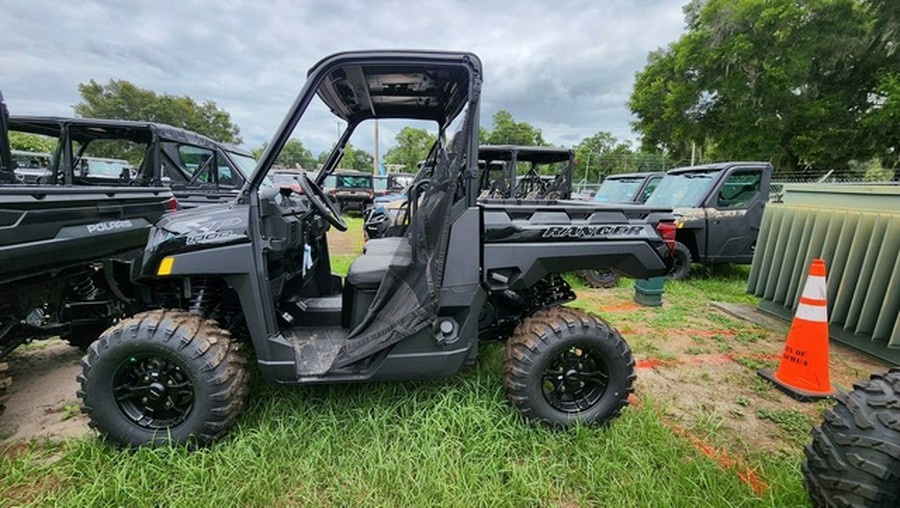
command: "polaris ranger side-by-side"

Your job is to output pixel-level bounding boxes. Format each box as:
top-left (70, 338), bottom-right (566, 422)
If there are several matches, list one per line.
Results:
top-left (0, 94), bottom-right (176, 413)
top-left (76, 51), bottom-right (676, 447)
top-left (8, 116), bottom-right (256, 209)
top-left (364, 145), bottom-right (575, 240)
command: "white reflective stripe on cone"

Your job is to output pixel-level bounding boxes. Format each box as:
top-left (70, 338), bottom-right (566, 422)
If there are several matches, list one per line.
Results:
top-left (795, 302), bottom-right (828, 323)
top-left (801, 275), bottom-right (827, 300)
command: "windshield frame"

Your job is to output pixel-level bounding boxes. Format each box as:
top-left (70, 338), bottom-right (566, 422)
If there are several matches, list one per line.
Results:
top-left (644, 170), bottom-right (719, 208)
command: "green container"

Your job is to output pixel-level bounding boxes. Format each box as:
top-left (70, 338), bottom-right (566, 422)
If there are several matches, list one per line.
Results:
top-left (634, 276), bottom-right (665, 307)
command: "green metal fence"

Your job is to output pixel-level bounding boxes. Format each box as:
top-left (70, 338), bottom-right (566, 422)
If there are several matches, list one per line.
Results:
top-left (747, 184), bottom-right (900, 364)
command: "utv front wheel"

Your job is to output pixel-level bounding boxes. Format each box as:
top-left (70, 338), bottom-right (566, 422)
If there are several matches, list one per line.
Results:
top-left (577, 269), bottom-right (621, 289)
top-left (77, 310), bottom-right (248, 448)
top-left (803, 368), bottom-right (900, 507)
top-left (503, 307), bottom-right (635, 427)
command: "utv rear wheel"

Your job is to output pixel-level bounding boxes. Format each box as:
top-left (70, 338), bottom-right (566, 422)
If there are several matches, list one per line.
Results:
top-left (77, 310), bottom-right (248, 448)
top-left (577, 269), bottom-right (621, 289)
top-left (803, 368), bottom-right (900, 507)
top-left (503, 307), bottom-right (635, 427)
top-left (666, 242), bottom-right (691, 280)
top-left (0, 362), bottom-right (11, 416)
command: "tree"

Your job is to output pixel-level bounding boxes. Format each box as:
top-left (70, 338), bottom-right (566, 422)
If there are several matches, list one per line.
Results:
top-left (342, 144), bottom-right (374, 171)
top-left (74, 79), bottom-right (242, 144)
top-left (9, 132), bottom-right (56, 153)
top-left (255, 139), bottom-right (316, 169)
top-left (629, 0), bottom-right (895, 178)
top-left (483, 110), bottom-right (546, 146)
top-left (571, 131), bottom-right (679, 183)
top-left (383, 127), bottom-right (437, 172)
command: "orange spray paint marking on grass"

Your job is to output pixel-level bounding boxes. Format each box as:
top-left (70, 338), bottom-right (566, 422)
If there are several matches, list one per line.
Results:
top-left (603, 302), bottom-right (642, 312)
top-left (634, 353), bottom-right (780, 369)
top-left (628, 394), bottom-right (768, 497)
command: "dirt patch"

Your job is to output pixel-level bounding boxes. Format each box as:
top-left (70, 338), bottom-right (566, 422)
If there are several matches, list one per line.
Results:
top-left (0, 341), bottom-right (90, 443)
top-left (327, 223), bottom-right (365, 256)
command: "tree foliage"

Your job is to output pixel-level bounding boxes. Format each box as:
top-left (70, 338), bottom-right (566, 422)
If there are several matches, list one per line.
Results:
top-left (9, 132), bottom-right (56, 154)
top-left (383, 127), bottom-right (437, 172)
top-left (482, 110), bottom-right (546, 146)
top-left (573, 131), bottom-right (683, 183)
top-left (74, 79), bottom-right (242, 144)
top-left (629, 0), bottom-right (899, 178)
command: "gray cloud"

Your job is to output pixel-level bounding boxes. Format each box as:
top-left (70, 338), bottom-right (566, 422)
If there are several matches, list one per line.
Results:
top-left (1, 0), bottom-right (685, 155)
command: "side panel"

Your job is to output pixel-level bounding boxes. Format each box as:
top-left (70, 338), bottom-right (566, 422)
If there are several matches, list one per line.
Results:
top-left (481, 204), bottom-right (671, 290)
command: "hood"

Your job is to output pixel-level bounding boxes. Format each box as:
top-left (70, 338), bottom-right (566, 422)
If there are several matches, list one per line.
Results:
top-left (157, 202), bottom-right (248, 236)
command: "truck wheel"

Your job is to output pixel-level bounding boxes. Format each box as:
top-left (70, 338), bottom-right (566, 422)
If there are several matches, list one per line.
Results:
top-left (803, 368), bottom-right (900, 507)
top-left (666, 242), bottom-right (691, 280)
top-left (77, 310), bottom-right (248, 448)
top-left (503, 307), bottom-right (635, 427)
top-left (0, 362), bottom-right (11, 416)
top-left (577, 269), bottom-right (621, 288)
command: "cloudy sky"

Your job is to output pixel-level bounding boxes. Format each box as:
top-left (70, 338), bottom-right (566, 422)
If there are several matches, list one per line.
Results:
top-left (1, 0), bottom-right (686, 155)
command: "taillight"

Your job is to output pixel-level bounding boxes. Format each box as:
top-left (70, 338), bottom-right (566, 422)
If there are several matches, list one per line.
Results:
top-left (168, 197), bottom-right (178, 211)
top-left (656, 221), bottom-right (676, 254)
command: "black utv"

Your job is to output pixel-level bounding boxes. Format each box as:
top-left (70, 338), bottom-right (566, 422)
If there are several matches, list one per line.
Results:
top-left (76, 51), bottom-right (676, 447)
top-left (0, 94), bottom-right (175, 413)
top-left (7, 116), bottom-right (256, 209)
top-left (365, 145), bottom-right (575, 240)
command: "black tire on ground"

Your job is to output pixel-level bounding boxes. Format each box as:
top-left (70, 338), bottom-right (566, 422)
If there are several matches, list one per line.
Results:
top-left (803, 368), bottom-right (900, 508)
top-left (0, 361), bottom-right (11, 416)
top-left (77, 310), bottom-right (248, 448)
top-left (576, 269), bottom-right (621, 289)
top-left (502, 306), bottom-right (635, 427)
top-left (666, 241), bottom-right (691, 280)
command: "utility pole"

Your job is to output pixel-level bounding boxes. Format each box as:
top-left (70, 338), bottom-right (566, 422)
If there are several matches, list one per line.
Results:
top-left (691, 141), bottom-right (696, 167)
top-left (373, 119), bottom-right (379, 175)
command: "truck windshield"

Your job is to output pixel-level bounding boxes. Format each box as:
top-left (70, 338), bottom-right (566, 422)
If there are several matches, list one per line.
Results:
top-left (593, 178), bottom-right (643, 203)
top-left (337, 175), bottom-right (371, 188)
top-left (645, 171), bottom-right (718, 208)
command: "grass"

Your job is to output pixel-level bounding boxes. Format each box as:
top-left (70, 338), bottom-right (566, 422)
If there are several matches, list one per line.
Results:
top-left (0, 222), bottom-right (813, 506)
top-left (0, 353), bottom-right (808, 506)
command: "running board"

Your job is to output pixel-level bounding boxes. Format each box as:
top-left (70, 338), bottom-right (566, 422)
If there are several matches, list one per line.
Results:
top-left (282, 327), bottom-right (349, 377)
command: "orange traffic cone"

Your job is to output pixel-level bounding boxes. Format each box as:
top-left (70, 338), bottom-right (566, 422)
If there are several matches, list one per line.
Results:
top-left (758, 258), bottom-right (835, 401)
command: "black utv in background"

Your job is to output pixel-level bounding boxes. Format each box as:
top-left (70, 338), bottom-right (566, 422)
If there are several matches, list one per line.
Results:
top-left (365, 145), bottom-right (575, 240)
top-left (7, 116), bottom-right (256, 208)
top-left (75, 50), bottom-right (676, 448)
top-left (0, 94), bottom-right (174, 412)
top-left (328, 169), bottom-right (374, 212)
top-left (478, 145), bottom-right (574, 200)
top-left (644, 162), bottom-right (772, 279)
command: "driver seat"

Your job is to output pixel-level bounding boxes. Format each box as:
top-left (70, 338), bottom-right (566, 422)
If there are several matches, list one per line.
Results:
top-left (347, 237), bottom-right (408, 289)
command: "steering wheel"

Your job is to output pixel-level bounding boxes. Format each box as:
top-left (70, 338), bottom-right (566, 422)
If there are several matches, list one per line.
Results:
top-left (297, 172), bottom-right (348, 232)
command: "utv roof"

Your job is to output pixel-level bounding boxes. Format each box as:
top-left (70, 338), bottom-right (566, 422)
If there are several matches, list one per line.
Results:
top-left (8, 116), bottom-right (246, 155)
top-left (606, 171), bottom-right (664, 180)
top-left (308, 50), bottom-right (480, 125)
top-left (667, 162), bottom-right (770, 175)
top-left (479, 145), bottom-right (574, 164)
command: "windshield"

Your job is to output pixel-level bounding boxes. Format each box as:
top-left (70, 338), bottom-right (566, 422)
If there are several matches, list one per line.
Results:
top-left (644, 171), bottom-right (718, 208)
top-left (228, 152), bottom-right (257, 177)
top-left (85, 158), bottom-right (130, 178)
top-left (337, 175), bottom-right (371, 188)
top-left (593, 178), bottom-right (643, 203)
